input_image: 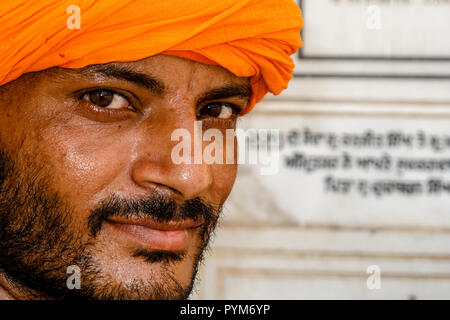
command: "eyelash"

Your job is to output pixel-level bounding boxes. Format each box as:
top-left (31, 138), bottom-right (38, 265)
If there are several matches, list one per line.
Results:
top-left (77, 88), bottom-right (243, 122)
top-left (77, 88), bottom-right (137, 115)
top-left (225, 103), bottom-right (243, 116)
top-left (197, 103), bottom-right (241, 116)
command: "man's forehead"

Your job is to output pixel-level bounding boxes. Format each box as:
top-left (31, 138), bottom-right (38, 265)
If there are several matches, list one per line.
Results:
top-left (42, 55), bottom-right (250, 98)
top-left (84, 55), bottom-right (248, 85)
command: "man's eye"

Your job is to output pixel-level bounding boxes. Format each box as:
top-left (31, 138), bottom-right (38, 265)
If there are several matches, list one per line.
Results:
top-left (198, 103), bottom-right (239, 120)
top-left (82, 90), bottom-right (130, 110)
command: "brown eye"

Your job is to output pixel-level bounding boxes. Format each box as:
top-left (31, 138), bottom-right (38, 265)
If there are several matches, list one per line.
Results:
top-left (198, 103), bottom-right (238, 120)
top-left (83, 89), bottom-right (130, 109)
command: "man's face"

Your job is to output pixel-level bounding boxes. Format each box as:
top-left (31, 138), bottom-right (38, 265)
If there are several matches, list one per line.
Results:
top-left (0, 54), bottom-right (250, 299)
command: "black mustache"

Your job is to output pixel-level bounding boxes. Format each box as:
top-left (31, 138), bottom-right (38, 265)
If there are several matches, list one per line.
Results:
top-left (88, 193), bottom-right (218, 237)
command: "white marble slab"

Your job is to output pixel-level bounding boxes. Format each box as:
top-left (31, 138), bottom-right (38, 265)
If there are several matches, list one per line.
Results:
top-left (300, 0), bottom-right (450, 57)
top-left (227, 101), bottom-right (450, 229)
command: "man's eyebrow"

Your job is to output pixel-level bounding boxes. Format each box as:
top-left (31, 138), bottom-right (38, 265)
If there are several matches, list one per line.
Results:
top-left (197, 83), bottom-right (252, 106)
top-left (83, 64), bottom-right (165, 95)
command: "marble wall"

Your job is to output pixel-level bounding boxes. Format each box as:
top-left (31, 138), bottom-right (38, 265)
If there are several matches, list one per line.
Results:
top-left (193, 0), bottom-right (450, 299)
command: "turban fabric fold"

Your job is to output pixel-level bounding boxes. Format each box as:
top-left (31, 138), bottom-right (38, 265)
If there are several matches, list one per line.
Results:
top-left (0, 0), bottom-right (303, 113)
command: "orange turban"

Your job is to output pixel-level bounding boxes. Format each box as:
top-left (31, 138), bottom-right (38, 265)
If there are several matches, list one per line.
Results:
top-left (0, 0), bottom-right (303, 114)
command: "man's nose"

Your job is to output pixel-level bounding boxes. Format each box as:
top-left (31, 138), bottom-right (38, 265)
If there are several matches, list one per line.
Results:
top-left (130, 117), bottom-right (213, 200)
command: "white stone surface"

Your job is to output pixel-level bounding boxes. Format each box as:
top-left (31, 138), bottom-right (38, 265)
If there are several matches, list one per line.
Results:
top-left (301, 0), bottom-right (450, 57)
top-left (228, 105), bottom-right (450, 229)
top-left (192, 0), bottom-right (450, 300)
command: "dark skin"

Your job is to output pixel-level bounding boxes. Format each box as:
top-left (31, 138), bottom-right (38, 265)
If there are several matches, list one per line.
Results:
top-left (0, 54), bottom-right (251, 299)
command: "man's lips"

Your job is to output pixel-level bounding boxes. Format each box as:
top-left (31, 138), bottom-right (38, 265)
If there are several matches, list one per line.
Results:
top-left (104, 217), bottom-right (203, 252)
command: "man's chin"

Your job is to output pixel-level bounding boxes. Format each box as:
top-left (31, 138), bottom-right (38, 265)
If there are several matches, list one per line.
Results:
top-left (78, 231), bottom-right (202, 300)
top-left (46, 253), bottom-right (196, 300)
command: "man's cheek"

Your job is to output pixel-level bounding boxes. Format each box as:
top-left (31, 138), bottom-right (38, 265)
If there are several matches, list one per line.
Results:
top-left (41, 134), bottom-right (129, 204)
top-left (211, 163), bottom-right (238, 202)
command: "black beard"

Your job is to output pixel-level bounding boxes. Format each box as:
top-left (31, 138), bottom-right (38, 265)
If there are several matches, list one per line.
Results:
top-left (0, 146), bottom-right (220, 300)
